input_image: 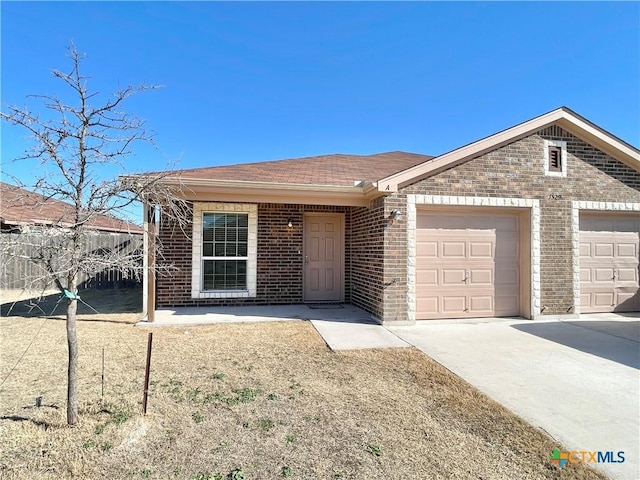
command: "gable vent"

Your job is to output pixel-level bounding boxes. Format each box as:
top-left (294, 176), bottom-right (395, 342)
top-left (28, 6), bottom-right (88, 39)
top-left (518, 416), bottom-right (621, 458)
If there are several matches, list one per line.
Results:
top-left (549, 146), bottom-right (562, 172)
top-left (543, 139), bottom-right (567, 177)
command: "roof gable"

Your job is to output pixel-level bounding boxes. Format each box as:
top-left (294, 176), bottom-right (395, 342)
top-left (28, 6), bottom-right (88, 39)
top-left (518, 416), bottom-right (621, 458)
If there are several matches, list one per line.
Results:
top-left (377, 107), bottom-right (640, 192)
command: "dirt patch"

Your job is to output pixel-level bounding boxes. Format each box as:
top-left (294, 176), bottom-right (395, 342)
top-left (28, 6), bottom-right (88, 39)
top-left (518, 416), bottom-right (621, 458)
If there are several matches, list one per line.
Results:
top-left (0, 307), bottom-right (605, 479)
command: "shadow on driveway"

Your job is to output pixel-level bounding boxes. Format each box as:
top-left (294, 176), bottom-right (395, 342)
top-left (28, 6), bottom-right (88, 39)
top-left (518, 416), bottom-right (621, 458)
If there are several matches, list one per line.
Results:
top-left (512, 320), bottom-right (640, 369)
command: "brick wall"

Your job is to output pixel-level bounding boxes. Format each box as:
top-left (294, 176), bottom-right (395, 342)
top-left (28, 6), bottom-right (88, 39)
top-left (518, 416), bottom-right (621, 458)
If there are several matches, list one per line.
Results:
top-left (350, 197), bottom-right (385, 319)
top-left (156, 203), bottom-right (353, 307)
top-left (387, 126), bottom-right (640, 320)
top-left (155, 127), bottom-right (639, 318)
top-left (156, 202), bottom-right (193, 305)
top-left (382, 195), bottom-right (408, 322)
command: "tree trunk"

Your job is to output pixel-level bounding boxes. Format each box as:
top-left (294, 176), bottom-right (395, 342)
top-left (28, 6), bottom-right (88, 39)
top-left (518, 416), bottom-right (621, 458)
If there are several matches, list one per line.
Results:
top-left (66, 291), bottom-right (79, 425)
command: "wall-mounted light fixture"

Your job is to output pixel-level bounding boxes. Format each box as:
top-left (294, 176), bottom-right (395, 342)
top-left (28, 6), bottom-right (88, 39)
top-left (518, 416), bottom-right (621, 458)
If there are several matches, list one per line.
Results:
top-left (287, 218), bottom-right (293, 228)
top-left (385, 209), bottom-right (402, 228)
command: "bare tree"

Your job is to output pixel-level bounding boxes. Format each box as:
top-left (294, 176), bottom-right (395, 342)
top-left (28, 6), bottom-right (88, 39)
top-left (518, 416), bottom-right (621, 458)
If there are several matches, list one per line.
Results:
top-left (1, 44), bottom-right (188, 425)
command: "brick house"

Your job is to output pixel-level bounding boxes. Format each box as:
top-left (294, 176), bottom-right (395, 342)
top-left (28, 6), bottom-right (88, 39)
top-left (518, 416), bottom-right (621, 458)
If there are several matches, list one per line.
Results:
top-left (143, 107), bottom-right (640, 323)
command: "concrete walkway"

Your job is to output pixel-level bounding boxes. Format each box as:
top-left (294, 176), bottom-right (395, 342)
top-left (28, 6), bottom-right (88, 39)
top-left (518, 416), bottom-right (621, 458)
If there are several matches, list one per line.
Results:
top-left (388, 314), bottom-right (640, 480)
top-left (309, 316), bottom-right (410, 350)
top-left (138, 304), bottom-right (410, 350)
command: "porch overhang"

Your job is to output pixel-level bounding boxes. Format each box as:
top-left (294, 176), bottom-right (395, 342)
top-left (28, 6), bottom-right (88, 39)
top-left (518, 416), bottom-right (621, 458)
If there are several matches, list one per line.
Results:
top-left (158, 177), bottom-right (386, 207)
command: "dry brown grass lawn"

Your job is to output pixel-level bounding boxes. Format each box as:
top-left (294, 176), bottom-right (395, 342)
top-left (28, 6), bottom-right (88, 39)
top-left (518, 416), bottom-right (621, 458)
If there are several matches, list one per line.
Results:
top-left (0, 289), bottom-right (606, 479)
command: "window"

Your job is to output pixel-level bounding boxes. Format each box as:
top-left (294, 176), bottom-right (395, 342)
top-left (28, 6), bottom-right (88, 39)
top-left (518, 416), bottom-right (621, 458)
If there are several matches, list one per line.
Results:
top-left (543, 139), bottom-right (567, 177)
top-left (202, 213), bottom-right (248, 290)
top-left (191, 203), bottom-right (257, 299)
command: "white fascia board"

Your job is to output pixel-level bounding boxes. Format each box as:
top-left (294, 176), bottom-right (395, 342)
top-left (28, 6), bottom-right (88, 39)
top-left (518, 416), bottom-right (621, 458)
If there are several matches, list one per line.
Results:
top-left (152, 177), bottom-right (384, 206)
top-left (176, 177), bottom-right (374, 193)
top-left (377, 108), bottom-right (640, 192)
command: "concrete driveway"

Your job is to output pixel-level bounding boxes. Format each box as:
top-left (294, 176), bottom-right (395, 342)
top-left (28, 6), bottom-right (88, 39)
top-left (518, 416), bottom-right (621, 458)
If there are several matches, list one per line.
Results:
top-left (388, 314), bottom-right (639, 480)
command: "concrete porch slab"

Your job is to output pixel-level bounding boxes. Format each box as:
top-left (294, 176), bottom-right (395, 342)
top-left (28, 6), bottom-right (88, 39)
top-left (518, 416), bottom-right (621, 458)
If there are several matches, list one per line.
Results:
top-left (139, 304), bottom-right (376, 325)
top-left (136, 305), bottom-right (410, 351)
top-left (139, 305), bottom-right (311, 326)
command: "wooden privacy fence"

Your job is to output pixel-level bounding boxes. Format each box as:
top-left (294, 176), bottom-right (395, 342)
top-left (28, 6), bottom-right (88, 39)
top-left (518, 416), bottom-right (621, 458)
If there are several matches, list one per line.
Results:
top-left (0, 232), bottom-right (144, 291)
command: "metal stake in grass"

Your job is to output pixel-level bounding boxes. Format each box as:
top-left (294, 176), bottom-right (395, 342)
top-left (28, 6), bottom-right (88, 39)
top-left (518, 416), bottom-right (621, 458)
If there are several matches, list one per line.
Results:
top-left (142, 332), bottom-right (153, 415)
top-left (101, 347), bottom-right (105, 397)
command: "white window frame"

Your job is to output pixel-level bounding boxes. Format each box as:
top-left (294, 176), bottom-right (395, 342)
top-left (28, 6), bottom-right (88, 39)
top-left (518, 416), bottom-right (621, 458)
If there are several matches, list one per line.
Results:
top-left (543, 139), bottom-right (567, 177)
top-left (191, 203), bottom-right (257, 299)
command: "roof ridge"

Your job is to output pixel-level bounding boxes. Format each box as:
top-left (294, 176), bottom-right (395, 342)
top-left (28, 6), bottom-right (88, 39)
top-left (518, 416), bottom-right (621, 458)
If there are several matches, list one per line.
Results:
top-left (172, 151), bottom-right (434, 175)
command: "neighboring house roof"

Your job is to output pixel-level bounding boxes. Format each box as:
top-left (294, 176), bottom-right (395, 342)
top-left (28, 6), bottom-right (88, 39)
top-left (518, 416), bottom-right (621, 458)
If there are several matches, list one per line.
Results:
top-left (164, 151), bottom-right (434, 187)
top-left (0, 181), bottom-right (143, 233)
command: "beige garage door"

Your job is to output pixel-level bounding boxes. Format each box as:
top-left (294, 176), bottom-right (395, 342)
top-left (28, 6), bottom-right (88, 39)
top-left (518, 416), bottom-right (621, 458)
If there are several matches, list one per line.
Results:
top-left (580, 214), bottom-right (640, 313)
top-left (416, 211), bottom-right (520, 320)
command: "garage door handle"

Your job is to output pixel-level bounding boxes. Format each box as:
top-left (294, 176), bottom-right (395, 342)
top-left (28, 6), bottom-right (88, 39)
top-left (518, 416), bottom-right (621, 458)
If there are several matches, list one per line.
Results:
top-left (612, 270), bottom-right (617, 280)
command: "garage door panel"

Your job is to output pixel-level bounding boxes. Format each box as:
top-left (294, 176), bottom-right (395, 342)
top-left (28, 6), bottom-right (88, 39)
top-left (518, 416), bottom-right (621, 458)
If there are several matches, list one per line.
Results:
top-left (417, 268), bottom-right (438, 286)
top-left (442, 296), bottom-right (466, 314)
top-left (442, 242), bottom-right (466, 258)
top-left (469, 269), bottom-right (492, 285)
top-left (417, 241), bottom-right (438, 257)
top-left (442, 269), bottom-right (466, 285)
top-left (469, 242), bottom-right (492, 258)
top-left (580, 293), bottom-right (591, 309)
top-left (594, 268), bottom-right (615, 282)
top-left (593, 292), bottom-right (615, 308)
top-left (469, 296), bottom-right (492, 313)
top-left (416, 211), bottom-right (521, 319)
top-left (617, 291), bottom-right (636, 305)
top-left (594, 243), bottom-right (614, 257)
top-left (618, 243), bottom-right (637, 258)
top-left (617, 268), bottom-right (638, 283)
top-left (580, 214), bottom-right (639, 313)
top-left (580, 215), bottom-right (640, 313)
top-left (579, 268), bottom-right (591, 282)
top-left (417, 297), bottom-right (439, 317)
top-left (579, 243), bottom-right (591, 257)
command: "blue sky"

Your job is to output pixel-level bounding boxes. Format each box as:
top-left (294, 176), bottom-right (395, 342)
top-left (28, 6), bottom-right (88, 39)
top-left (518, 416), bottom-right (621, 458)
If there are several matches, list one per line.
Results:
top-left (2, 1), bottom-right (639, 189)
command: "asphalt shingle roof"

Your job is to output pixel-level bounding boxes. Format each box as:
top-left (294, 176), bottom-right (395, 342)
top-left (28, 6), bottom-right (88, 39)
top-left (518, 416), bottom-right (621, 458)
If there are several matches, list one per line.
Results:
top-left (167, 151), bottom-right (434, 187)
top-left (0, 182), bottom-right (142, 233)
